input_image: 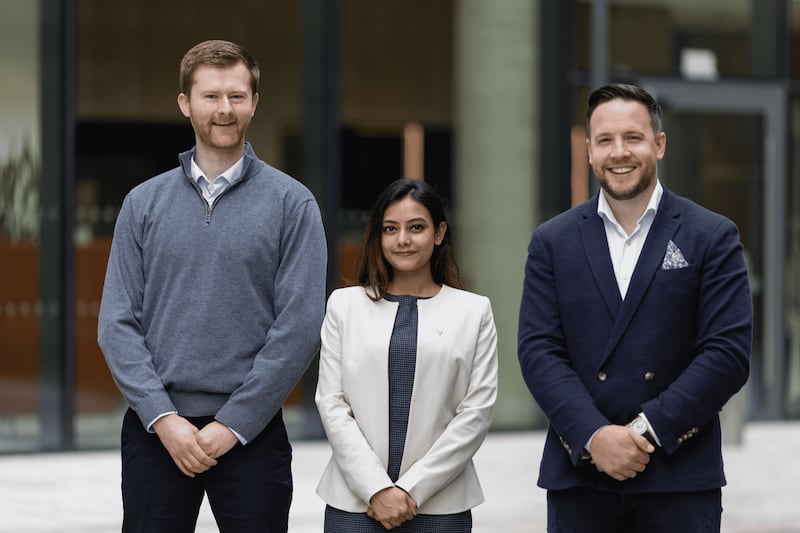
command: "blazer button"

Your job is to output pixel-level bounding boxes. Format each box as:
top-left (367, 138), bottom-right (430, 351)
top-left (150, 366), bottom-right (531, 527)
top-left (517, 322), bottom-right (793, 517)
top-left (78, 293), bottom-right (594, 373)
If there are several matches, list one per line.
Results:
top-left (644, 371), bottom-right (655, 381)
top-left (597, 372), bottom-right (608, 382)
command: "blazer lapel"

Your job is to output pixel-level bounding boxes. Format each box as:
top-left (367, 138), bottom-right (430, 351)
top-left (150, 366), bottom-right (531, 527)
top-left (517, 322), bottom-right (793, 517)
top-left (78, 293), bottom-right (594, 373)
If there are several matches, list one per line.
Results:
top-left (579, 197), bottom-right (622, 320)
top-left (599, 189), bottom-right (681, 364)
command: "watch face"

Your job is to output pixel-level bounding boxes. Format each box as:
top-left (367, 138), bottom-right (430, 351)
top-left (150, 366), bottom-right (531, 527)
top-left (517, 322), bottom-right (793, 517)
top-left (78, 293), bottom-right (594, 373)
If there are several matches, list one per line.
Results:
top-left (630, 418), bottom-right (648, 435)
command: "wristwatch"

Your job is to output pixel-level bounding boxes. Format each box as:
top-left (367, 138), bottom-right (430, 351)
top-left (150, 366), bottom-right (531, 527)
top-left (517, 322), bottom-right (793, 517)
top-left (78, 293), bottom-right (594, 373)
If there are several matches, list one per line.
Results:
top-left (628, 414), bottom-right (656, 444)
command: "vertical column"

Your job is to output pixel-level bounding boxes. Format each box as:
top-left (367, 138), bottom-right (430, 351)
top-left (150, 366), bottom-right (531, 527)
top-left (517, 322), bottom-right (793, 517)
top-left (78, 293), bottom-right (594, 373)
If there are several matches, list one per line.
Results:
top-left (749, 0), bottom-right (785, 79)
top-left (788, 103), bottom-right (800, 417)
top-left (303, 0), bottom-right (340, 293)
top-left (301, 0), bottom-right (340, 438)
top-left (39, 0), bottom-right (75, 450)
top-left (455, 0), bottom-right (540, 428)
top-left (541, 1), bottom-right (575, 217)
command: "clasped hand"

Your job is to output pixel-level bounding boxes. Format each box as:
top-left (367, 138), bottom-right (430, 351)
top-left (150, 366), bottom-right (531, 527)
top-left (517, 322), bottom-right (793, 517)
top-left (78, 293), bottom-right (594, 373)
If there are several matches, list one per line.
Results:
top-left (589, 424), bottom-right (655, 482)
top-left (368, 486), bottom-right (417, 530)
top-left (153, 414), bottom-right (238, 477)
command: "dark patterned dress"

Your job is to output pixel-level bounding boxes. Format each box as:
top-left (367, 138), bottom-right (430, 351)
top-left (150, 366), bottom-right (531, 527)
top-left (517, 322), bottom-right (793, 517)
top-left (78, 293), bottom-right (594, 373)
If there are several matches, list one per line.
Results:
top-left (323, 294), bottom-right (472, 533)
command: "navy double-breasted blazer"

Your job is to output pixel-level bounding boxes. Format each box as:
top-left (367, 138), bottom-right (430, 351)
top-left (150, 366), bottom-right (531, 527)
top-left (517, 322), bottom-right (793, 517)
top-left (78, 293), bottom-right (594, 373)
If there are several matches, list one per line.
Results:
top-left (517, 187), bottom-right (752, 493)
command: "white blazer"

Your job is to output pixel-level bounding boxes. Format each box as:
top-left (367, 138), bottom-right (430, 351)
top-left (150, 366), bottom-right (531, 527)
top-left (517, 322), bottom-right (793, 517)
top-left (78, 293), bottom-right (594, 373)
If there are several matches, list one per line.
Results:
top-left (315, 284), bottom-right (498, 514)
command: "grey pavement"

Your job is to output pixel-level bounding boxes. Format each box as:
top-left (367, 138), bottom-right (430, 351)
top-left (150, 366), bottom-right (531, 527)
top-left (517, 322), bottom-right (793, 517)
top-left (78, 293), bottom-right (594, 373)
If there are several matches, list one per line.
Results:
top-left (1, 421), bottom-right (798, 532)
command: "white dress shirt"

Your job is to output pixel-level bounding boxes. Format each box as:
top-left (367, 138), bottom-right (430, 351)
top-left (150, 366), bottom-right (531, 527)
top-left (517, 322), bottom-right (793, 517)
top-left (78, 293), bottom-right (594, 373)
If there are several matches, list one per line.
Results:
top-left (190, 156), bottom-right (245, 206)
top-left (585, 180), bottom-right (664, 451)
top-left (597, 180), bottom-right (663, 299)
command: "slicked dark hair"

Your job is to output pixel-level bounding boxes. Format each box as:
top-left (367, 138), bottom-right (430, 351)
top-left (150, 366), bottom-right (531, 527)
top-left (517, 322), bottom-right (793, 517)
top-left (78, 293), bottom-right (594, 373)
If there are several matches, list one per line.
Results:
top-left (586, 83), bottom-right (663, 135)
top-left (357, 178), bottom-right (464, 300)
top-left (179, 39), bottom-right (260, 96)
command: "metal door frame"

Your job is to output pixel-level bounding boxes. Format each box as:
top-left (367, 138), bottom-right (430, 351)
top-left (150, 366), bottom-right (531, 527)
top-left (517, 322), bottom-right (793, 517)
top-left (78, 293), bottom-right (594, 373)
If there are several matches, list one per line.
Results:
top-left (637, 78), bottom-right (787, 419)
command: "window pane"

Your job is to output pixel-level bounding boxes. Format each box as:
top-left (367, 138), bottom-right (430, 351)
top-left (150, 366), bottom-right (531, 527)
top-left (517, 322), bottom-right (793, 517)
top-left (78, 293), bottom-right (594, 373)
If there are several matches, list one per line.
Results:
top-left (576, 0), bottom-right (775, 80)
top-left (0, 0), bottom-right (42, 452)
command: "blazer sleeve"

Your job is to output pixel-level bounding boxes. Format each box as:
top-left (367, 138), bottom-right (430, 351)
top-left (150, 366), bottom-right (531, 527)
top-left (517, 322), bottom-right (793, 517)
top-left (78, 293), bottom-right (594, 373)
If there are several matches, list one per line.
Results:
top-left (315, 291), bottom-right (395, 505)
top-left (517, 228), bottom-right (611, 465)
top-left (642, 217), bottom-right (752, 454)
top-left (395, 297), bottom-right (498, 507)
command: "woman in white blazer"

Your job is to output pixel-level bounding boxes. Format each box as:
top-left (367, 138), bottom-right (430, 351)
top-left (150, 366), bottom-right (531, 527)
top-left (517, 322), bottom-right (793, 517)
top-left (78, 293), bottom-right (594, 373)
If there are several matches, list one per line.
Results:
top-left (315, 178), bottom-right (498, 532)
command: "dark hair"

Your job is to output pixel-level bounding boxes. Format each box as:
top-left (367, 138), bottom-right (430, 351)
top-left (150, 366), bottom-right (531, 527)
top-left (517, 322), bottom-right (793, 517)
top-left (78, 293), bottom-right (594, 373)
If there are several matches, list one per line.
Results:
top-left (179, 39), bottom-right (260, 96)
top-left (357, 178), bottom-right (464, 300)
top-left (586, 83), bottom-right (663, 135)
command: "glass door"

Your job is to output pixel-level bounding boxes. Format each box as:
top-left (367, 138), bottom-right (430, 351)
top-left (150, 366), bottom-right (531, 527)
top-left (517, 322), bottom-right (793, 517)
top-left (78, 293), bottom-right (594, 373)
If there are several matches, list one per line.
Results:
top-left (638, 79), bottom-right (787, 422)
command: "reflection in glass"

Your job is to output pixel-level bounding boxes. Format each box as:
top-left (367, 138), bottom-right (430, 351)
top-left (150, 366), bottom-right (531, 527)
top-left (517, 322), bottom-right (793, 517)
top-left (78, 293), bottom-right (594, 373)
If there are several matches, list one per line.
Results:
top-left (0, 0), bottom-right (42, 452)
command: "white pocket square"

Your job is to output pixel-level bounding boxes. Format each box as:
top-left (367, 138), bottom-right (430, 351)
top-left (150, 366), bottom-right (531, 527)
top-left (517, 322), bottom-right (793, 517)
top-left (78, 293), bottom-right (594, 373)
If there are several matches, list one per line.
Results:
top-left (662, 240), bottom-right (689, 270)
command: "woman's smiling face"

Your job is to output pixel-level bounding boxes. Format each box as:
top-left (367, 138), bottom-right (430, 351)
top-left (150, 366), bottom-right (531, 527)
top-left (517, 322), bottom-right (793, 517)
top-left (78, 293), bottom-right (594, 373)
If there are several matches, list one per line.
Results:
top-left (381, 195), bottom-right (446, 280)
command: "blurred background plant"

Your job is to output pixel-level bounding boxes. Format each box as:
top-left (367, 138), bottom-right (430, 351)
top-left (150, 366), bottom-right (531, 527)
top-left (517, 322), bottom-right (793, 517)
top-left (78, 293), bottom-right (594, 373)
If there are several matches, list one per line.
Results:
top-left (0, 135), bottom-right (40, 242)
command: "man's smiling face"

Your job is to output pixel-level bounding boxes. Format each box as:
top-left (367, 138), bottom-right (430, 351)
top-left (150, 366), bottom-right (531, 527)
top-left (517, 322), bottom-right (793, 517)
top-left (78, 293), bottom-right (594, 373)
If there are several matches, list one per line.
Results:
top-left (587, 98), bottom-right (666, 202)
top-left (177, 61), bottom-right (259, 156)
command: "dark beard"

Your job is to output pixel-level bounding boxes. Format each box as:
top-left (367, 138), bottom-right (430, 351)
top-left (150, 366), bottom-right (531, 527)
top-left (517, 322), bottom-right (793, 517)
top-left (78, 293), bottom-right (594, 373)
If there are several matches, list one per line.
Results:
top-left (597, 169), bottom-right (655, 202)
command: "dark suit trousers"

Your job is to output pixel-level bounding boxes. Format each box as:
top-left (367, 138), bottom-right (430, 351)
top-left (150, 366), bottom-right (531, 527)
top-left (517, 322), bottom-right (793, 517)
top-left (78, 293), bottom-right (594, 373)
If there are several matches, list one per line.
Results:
top-left (547, 487), bottom-right (722, 533)
top-left (121, 408), bottom-right (292, 533)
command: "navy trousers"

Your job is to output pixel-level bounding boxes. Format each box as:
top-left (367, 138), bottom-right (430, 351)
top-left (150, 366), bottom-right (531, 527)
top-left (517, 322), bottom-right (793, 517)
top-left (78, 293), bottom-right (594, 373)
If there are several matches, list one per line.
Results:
top-left (120, 408), bottom-right (292, 533)
top-left (547, 487), bottom-right (722, 533)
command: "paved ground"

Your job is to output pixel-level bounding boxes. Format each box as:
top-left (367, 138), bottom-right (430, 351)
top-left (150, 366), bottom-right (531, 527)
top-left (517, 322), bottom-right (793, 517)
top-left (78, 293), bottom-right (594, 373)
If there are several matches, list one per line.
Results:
top-left (0, 421), bottom-right (798, 532)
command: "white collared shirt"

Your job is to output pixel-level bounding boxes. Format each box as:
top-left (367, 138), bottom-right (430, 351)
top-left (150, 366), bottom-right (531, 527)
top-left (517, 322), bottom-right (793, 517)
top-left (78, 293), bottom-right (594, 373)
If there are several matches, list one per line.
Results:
top-left (584, 180), bottom-right (664, 452)
top-left (597, 180), bottom-right (663, 299)
top-left (190, 156), bottom-right (245, 206)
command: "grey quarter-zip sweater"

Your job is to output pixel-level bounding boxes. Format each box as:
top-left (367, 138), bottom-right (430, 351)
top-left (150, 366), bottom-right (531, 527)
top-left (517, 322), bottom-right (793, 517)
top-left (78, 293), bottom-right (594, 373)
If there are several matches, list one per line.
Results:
top-left (98, 143), bottom-right (327, 442)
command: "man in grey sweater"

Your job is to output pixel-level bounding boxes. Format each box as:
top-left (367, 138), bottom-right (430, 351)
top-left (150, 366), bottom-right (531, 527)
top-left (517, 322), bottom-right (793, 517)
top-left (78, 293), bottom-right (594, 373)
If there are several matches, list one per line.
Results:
top-left (98, 39), bottom-right (327, 532)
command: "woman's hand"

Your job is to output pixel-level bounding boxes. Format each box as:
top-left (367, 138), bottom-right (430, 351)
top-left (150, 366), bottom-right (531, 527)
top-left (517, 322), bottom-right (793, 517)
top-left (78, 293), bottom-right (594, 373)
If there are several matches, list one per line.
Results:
top-left (367, 486), bottom-right (417, 529)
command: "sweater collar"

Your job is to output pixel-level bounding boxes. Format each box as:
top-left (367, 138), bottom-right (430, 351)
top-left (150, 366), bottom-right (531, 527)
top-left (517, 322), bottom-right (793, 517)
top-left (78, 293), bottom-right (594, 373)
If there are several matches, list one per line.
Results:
top-left (179, 142), bottom-right (258, 183)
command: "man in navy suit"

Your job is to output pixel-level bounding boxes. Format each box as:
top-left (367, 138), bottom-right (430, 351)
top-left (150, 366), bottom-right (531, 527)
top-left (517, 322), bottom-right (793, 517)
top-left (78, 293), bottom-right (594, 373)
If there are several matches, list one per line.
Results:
top-left (517, 83), bottom-right (752, 532)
